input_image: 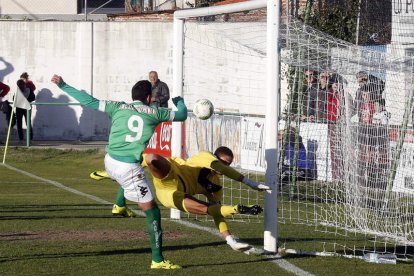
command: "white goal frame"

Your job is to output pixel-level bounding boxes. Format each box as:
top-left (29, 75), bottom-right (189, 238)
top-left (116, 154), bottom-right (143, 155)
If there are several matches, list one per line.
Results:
top-left (171, 0), bottom-right (280, 253)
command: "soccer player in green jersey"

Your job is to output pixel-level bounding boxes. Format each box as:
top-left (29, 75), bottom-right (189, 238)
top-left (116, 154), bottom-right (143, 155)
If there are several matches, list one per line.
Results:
top-left (51, 74), bottom-right (185, 270)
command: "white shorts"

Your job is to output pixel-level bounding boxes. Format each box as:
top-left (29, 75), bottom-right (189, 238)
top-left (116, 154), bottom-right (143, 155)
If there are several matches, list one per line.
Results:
top-left (104, 154), bottom-right (154, 203)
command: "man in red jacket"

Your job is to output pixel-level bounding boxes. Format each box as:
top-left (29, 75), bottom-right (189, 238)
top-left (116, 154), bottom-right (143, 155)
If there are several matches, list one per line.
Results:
top-left (326, 75), bottom-right (353, 182)
top-left (0, 81), bottom-right (10, 99)
top-left (0, 81), bottom-right (15, 132)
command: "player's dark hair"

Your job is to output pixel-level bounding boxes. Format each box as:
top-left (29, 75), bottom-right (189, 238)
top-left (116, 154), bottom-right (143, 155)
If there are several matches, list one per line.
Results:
top-left (20, 72), bottom-right (29, 79)
top-left (131, 80), bottom-right (152, 101)
top-left (17, 79), bottom-right (26, 92)
top-left (214, 146), bottom-right (234, 159)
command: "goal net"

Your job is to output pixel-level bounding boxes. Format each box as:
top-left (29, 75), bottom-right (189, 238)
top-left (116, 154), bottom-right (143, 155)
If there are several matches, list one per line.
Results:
top-left (173, 1), bottom-right (414, 261)
top-left (279, 19), bottom-right (414, 261)
top-left (175, 9), bottom-right (269, 224)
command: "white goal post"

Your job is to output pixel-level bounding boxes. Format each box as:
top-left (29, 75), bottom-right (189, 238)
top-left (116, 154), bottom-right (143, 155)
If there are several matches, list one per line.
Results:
top-left (171, 0), bottom-right (279, 253)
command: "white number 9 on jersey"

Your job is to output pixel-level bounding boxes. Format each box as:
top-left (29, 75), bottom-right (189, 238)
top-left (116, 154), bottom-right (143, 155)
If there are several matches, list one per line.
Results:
top-left (125, 115), bottom-right (144, 142)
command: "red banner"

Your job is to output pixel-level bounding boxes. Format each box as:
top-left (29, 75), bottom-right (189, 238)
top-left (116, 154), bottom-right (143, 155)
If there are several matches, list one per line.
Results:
top-left (144, 122), bottom-right (172, 157)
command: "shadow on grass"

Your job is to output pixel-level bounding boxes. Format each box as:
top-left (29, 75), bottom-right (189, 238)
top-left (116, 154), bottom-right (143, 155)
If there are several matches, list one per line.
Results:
top-left (182, 256), bottom-right (279, 268)
top-left (0, 203), bottom-right (118, 220)
top-left (0, 215), bottom-right (121, 220)
top-left (246, 236), bottom-right (414, 260)
top-left (0, 203), bottom-right (111, 210)
top-left (0, 241), bottom-right (225, 264)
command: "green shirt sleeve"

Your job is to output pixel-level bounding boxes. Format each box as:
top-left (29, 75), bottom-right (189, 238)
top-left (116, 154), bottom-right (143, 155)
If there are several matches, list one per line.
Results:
top-left (173, 99), bottom-right (187, 121)
top-left (58, 80), bottom-right (99, 110)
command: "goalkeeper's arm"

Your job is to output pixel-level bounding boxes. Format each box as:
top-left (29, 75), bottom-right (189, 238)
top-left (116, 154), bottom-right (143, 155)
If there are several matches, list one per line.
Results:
top-left (241, 177), bottom-right (271, 191)
top-left (210, 161), bottom-right (271, 191)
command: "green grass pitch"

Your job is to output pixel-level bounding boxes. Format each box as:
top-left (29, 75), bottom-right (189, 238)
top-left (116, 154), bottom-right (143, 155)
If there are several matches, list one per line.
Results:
top-left (0, 148), bottom-right (413, 275)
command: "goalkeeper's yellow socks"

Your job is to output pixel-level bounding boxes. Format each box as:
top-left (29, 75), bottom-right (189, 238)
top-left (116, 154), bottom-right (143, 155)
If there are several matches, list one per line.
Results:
top-left (213, 217), bottom-right (229, 233)
top-left (144, 204), bottom-right (164, 263)
top-left (207, 204), bottom-right (238, 218)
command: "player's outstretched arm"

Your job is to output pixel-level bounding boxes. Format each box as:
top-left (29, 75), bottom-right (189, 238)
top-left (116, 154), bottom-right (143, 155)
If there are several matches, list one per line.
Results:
top-left (211, 160), bottom-right (271, 192)
top-left (241, 177), bottom-right (271, 192)
top-left (172, 96), bottom-right (187, 121)
top-left (51, 74), bottom-right (100, 109)
top-left (51, 74), bottom-right (63, 86)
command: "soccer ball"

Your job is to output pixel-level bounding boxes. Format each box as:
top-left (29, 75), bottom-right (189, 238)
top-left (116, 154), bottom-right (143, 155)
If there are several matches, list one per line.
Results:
top-left (193, 99), bottom-right (214, 120)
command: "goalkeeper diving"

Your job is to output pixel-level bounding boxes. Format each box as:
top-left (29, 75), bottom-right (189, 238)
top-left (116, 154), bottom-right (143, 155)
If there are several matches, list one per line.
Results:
top-left (91, 146), bottom-right (271, 251)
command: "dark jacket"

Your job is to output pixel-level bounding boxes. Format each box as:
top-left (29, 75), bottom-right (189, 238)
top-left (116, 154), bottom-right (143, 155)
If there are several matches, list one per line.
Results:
top-left (151, 79), bottom-right (170, 108)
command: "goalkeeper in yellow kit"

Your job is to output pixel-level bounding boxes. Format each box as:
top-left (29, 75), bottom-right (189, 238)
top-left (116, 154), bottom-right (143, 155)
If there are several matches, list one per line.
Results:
top-left (92, 146), bottom-right (271, 251)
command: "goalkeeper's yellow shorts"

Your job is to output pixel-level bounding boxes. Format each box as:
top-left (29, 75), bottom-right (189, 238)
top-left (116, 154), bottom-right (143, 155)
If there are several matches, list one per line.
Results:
top-left (152, 162), bottom-right (188, 212)
top-left (152, 158), bottom-right (223, 212)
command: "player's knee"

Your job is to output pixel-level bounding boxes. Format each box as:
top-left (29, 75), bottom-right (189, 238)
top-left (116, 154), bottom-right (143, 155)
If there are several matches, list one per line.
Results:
top-left (139, 200), bottom-right (156, 211)
top-left (145, 153), bottom-right (158, 165)
top-left (146, 154), bottom-right (165, 167)
top-left (146, 154), bottom-right (171, 177)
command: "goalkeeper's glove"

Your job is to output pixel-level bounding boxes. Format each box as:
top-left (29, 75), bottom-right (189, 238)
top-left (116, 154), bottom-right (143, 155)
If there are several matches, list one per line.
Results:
top-left (172, 96), bottom-right (184, 106)
top-left (242, 177), bottom-right (271, 191)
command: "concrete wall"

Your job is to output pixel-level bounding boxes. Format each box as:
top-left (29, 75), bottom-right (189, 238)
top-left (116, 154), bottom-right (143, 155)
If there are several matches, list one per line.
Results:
top-left (0, 21), bottom-right (174, 140)
top-left (0, 20), bottom-right (280, 141)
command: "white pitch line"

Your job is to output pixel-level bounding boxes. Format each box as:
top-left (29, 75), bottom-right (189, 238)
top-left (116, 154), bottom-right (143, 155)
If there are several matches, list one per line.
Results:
top-left (173, 218), bottom-right (314, 276)
top-left (2, 163), bottom-right (314, 276)
top-left (2, 163), bottom-right (114, 206)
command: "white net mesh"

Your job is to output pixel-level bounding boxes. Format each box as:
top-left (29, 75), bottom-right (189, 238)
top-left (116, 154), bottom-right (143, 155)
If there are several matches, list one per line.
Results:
top-left (178, 10), bottom-right (414, 260)
top-left (181, 19), bottom-right (268, 223)
top-left (279, 19), bottom-right (414, 259)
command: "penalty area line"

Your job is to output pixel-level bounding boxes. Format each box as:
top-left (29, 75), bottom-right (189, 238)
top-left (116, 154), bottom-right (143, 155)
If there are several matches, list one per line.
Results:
top-left (2, 163), bottom-right (314, 276)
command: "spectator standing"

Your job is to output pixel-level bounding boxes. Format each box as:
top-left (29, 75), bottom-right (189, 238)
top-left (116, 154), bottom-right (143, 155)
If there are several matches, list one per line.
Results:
top-left (0, 81), bottom-right (10, 100)
top-left (359, 88), bottom-right (376, 124)
top-left (16, 79), bottom-right (33, 141)
top-left (372, 98), bottom-right (391, 189)
top-left (326, 74), bottom-right (353, 181)
top-left (149, 71), bottom-right (169, 108)
top-left (372, 99), bottom-right (390, 125)
top-left (353, 71), bottom-right (384, 117)
top-left (279, 125), bottom-right (315, 182)
top-left (315, 71), bottom-right (330, 122)
top-left (302, 69), bottom-right (318, 122)
top-left (357, 84), bottom-right (376, 188)
top-left (0, 81), bottom-right (15, 130)
top-left (20, 72), bottom-right (36, 103)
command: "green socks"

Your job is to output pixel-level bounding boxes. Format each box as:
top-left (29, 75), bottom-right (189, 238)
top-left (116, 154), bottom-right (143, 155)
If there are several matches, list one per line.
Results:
top-left (144, 205), bottom-right (164, 262)
top-left (115, 187), bottom-right (126, 207)
top-left (117, 190), bottom-right (164, 262)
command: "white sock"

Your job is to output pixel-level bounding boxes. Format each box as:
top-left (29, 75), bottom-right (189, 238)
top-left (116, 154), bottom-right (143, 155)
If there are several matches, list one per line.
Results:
top-left (226, 235), bottom-right (237, 244)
